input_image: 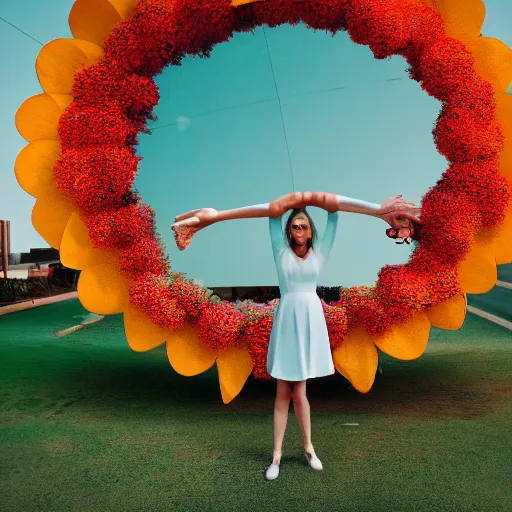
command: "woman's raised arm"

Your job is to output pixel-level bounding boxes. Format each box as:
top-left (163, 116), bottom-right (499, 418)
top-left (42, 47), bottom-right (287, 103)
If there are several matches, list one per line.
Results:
top-left (314, 192), bottom-right (422, 229)
top-left (171, 191), bottom-right (423, 250)
top-left (172, 192), bottom-right (312, 250)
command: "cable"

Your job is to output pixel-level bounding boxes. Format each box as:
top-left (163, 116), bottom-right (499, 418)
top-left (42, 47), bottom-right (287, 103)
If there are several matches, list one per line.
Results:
top-left (151, 76), bottom-right (405, 130)
top-left (0, 13), bottom-right (407, 144)
top-left (262, 26), bottom-right (296, 192)
top-left (0, 16), bottom-right (43, 46)
top-left (152, 97), bottom-right (276, 131)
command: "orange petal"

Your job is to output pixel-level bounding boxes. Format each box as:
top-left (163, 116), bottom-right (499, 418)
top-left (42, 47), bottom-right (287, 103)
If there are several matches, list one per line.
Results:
top-left (47, 93), bottom-right (74, 111)
top-left (69, 0), bottom-right (138, 48)
top-left (496, 95), bottom-right (512, 178)
top-left (332, 327), bottom-right (378, 393)
top-left (466, 37), bottom-right (512, 93)
top-left (124, 303), bottom-right (167, 352)
top-left (374, 313), bottom-right (431, 360)
top-left (458, 237), bottom-right (497, 293)
top-left (14, 140), bottom-right (61, 198)
top-left (15, 93), bottom-right (64, 142)
top-left (166, 323), bottom-right (217, 376)
top-left (77, 261), bottom-right (130, 314)
top-left (232, 0), bottom-right (263, 6)
top-left (216, 344), bottom-right (254, 404)
top-left (60, 211), bottom-right (120, 270)
top-left (36, 38), bottom-right (104, 94)
top-left (31, 188), bottom-right (75, 249)
top-left (431, 0), bottom-right (485, 40)
top-left (109, 0), bottom-right (141, 18)
top-left (425, 294), bottom-right (467, 330)
top-left (489, 202), bottom-right (512, 265)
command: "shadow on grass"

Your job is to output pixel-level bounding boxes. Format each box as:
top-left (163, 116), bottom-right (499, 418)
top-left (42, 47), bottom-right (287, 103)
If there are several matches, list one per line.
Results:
top-left (28, 346), bottom-right (505, 423)
top-left (2, 310), bottom-right (510, 424)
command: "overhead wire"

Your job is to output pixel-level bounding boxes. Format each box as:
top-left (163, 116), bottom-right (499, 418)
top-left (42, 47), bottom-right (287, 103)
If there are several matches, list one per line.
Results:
top-left (262, 26), bottom-right (296, 192)
top-left (0, 16), bottom-right (44, 46)
top-left (150, 76), bottom-right (405, 129)
top-left (1, 14), bottom-right (409, 178)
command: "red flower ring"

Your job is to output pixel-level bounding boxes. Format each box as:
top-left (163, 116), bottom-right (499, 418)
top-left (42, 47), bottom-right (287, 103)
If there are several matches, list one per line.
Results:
top-left (15, 0), bottom-right (512, 402)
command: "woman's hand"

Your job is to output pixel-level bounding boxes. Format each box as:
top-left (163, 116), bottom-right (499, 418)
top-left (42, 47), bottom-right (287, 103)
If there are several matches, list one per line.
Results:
top-left (172, 191), bottom-right (339, 251)
top-left (269, 192), bottom-right (309, 216)
top-left (269, 191), bottom-right (339, 215)
top-left (378, 194), bottom-right (422, 229)
top-left (171, 208), bottom-right (219, 250)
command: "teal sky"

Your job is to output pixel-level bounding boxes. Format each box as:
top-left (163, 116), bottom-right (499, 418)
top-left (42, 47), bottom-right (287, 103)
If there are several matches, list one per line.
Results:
top-left (1, 1), bottom-right (512, 287)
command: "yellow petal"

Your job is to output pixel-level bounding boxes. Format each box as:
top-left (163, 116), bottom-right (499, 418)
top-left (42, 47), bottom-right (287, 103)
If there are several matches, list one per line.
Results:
top-left (77, 261), bottom-right (130, 314)
top-left (124, 303), bottom-right (167, 352)
top-left (458, 237), bottom-right (497, 293)
top-left (69, 0), bottom-right (137, 48)
top-left (430, 0), bottom-right (485, 40)
top-left (60, 211), bottom-right (120, 270)
top-left (332, 327), bottom-right (378, 393)
top-left (31, 188), bottom-right (75, 249)
top-left (15, 93), bottom-right (64, 142)
top-left (216, 344), bottom-right (254, 404)
top-left (374, 313), bottom-right (431, 360)
top-left (36, 38), bottom-right (104, 94)
top-left (14, 140), bottom-right (61, 198)
top-left (466, 37), bottom-right (512, 93)
top-left (425, 294), bottom-right (467, 330)
top-left (166, 323), bottom-right (217, 376)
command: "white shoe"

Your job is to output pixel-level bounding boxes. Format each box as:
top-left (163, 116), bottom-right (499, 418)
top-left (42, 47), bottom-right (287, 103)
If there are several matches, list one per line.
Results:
top-left (265, 455), bottom-right (281, 480)
top-left (265, 462), bottom-right (280, 480)
top-left (305, 451), bottom-right (323, 471)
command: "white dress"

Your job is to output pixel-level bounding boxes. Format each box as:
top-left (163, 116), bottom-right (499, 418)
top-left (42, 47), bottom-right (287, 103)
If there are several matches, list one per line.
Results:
top-left (266, 212), bottom-right (339, 381)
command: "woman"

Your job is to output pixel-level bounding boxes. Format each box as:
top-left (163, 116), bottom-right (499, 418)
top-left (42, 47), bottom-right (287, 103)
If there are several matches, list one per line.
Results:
top-left (171, 191), bottom-right (421, 481)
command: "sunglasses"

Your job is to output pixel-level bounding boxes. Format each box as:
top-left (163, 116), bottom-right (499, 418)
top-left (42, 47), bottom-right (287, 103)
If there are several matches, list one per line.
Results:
top-left (292, 224), bottom-right (309, 231)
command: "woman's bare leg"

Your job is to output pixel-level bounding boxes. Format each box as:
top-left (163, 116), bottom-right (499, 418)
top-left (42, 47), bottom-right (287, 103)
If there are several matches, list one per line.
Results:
top-left (272, 380), bottom-right (292, 464)
top-left (291, 381), bottom-right (314, 452)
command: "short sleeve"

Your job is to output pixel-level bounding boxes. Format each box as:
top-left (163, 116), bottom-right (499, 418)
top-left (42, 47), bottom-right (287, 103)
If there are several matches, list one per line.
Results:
top-left (316, 211), bottom-right (339, 269)
top-left (269, 216), bottom-right (286, 258)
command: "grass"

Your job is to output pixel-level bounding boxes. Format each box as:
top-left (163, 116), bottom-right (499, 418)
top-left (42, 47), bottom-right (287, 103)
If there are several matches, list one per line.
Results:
top-left (1, 299), bottom-right (511, 511)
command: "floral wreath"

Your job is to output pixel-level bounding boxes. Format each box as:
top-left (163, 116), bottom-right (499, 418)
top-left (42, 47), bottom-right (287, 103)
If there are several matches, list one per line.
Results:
top-left (14, 0), bottom-right (512, 403)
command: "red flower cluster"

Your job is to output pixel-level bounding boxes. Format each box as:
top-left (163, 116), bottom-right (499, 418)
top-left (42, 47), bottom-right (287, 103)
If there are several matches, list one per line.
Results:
top-left (54, 146), bottom-right (140, 215)
top-left (169, 276), bottom-right (211, 318)
top-left (129, 273), bottom-right (187, 330)
top-left (321, 299), bottom-right (348, 349)
top-left (196, 301), bottom-right (246, 350)
top-left (59, 105), bottom-right (139, 150)
top-left (85, 202), bottom-right (156, 249)
top-left (336, 286), bottom-right (387, 336)
top-left (72, 60), bottom-right (160, 124)
top-left (433, 105), bottom-right (503, 162)
top-left (120, 236), bottom-right (169, 277)
top-left (241, 315), bottom-right (274, 381)
top-left (54, 0), bottom-right (509, 379)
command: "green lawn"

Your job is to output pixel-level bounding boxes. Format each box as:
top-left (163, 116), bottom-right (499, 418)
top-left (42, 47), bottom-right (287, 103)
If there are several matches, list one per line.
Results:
top-left (1, 300), bottom-right (511, 511)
